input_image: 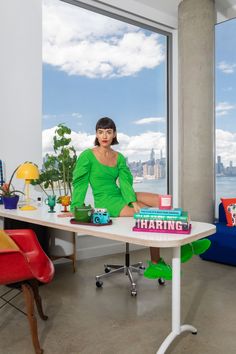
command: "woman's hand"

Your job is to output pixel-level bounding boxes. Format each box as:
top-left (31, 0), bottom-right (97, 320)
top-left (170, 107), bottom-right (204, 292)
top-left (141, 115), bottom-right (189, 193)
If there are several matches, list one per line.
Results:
top-left (132, 202), bottom-right (141, 213)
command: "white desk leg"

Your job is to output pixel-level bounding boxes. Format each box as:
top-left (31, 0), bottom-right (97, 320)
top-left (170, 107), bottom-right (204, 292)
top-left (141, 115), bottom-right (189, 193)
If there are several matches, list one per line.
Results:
top-left (156, 246), bottom-right (197, 354)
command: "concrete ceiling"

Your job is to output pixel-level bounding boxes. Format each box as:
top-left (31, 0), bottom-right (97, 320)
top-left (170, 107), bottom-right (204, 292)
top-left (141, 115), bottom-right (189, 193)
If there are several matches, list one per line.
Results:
top-left (134, 0), bottom-right (236, 22)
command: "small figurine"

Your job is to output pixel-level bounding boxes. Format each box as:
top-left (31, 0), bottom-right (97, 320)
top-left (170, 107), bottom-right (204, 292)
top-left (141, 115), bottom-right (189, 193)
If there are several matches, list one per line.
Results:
top-left (45, 195), bottom-right (56, 213)
top-left (92, 208), bottom-right (110, 224)
top-left (74, 205), bottom-right (93, 222)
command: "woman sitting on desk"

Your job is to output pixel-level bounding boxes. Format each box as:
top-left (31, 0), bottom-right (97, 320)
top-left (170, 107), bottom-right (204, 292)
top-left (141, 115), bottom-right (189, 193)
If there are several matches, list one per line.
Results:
top-left (71, 117), bottom-right (210, 280)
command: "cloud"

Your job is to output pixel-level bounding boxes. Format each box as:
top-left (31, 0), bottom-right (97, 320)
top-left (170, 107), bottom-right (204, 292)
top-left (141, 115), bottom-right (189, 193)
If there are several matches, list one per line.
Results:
top-left (216, 129), bottom-right (236, 165)
top-left (43, 0), bottom-right (165, 78)
top-left (42, 127), bottom-right (166, 162)
top-left (223, 87), bottom-right (232, 92)
top-left (217, 61), bottom-right (236, 74)
top-left (43, 112), bottom-right (82, 123)
top-left (134, 117), bottom-right (165, 125)
top-left (43, 127), bottom-right (236, 169)
top-left (216, 102), bottom-right (235, 116)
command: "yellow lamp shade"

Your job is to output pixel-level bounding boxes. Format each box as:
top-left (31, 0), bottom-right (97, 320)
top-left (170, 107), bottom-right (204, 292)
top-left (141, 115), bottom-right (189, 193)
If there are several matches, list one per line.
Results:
top-left (16, 163), bottom-right (39, 180)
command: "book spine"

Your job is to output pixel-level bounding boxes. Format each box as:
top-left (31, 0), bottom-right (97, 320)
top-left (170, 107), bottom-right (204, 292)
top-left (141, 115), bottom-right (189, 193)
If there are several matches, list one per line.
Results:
top-left (132, 226), bottom-right (191, 235)
top-left (134, 219), bottom-right (190, 232)
top-left (134, 213), bottom-right (189, 222)
top-left (139, 208), bottom-right (182, 216)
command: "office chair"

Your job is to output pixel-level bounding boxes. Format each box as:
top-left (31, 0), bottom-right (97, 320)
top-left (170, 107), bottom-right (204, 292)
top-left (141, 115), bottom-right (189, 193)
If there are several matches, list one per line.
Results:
top-left (0, 229), bottom-right (55, 354)
top-left (95, 242), bottom-right (145, 296)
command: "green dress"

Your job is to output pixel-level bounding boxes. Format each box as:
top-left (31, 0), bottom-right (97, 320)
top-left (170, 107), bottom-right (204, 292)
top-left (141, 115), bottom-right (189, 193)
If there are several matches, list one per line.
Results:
top-left (71, 148), bottom-right (137, 217)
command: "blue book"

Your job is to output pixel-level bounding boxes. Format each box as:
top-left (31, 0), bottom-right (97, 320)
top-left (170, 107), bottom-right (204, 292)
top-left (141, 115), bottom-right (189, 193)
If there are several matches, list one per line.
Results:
top-left (139, 208), bottom-right (183, 216)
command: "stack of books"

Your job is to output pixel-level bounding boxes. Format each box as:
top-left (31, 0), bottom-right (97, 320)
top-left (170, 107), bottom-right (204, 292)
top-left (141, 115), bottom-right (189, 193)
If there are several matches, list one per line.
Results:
top-left (132, 207), bottom-right (191, 234)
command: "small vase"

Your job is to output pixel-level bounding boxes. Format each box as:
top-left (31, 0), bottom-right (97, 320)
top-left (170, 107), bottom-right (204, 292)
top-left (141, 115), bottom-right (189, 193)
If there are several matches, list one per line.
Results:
top-left (3, 195), bottom-right (19, 209)
top-left (61, 195), bottom-right (71, 212)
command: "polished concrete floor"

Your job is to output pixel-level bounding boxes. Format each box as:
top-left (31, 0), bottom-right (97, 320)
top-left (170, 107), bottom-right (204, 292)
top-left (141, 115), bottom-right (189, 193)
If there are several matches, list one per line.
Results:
top-left (1, 247), bottom-right (236, 354)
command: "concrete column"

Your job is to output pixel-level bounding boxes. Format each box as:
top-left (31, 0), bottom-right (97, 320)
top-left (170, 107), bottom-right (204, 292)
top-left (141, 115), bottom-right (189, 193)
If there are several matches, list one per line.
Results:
top-left (178, 0), bottom-right (215, 222)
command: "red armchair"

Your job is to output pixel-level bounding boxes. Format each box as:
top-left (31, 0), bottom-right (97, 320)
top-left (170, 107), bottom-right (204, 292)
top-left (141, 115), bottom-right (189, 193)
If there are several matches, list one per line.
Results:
top-left (0, 229), bottom-right (54, 354)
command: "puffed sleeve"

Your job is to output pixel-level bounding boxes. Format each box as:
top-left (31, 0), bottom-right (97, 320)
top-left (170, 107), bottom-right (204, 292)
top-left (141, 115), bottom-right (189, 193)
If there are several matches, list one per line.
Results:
top-left (118, 153), bottom-right (137, 205)
top-left (70, 149), bottom-right (91, 212)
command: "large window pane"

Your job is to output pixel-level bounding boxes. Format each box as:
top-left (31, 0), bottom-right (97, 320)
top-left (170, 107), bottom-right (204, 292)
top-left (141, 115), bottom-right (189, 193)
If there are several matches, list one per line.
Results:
top-left (215, 19), bottom-right (236, 217)
top-left (43, 0), bottom-right (169, 202)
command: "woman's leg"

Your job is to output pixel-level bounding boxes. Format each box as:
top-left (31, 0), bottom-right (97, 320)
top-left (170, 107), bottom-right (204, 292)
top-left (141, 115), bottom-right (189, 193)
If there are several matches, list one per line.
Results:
top-left (136, 192), bottom-right (160, 207)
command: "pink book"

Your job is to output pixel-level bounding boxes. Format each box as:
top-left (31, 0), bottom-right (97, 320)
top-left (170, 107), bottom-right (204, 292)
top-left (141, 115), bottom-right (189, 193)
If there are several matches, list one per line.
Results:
top-left (132, 225), bottom-right (192, 234)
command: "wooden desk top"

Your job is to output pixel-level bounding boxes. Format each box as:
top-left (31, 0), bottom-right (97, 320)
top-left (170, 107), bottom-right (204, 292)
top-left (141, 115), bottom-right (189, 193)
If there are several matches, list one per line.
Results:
top-left (0, 206), bottom-right (216, 248)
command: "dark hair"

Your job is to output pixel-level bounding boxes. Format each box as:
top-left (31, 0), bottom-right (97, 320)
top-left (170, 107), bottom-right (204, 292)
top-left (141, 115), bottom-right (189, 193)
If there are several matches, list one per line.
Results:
top-left (94, 117), bottom-right (119, 146)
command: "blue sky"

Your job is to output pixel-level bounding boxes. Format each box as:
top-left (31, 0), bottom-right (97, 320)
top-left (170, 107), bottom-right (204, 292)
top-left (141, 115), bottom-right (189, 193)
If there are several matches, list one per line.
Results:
top-left (43, 0), bottom-right (236, 165)
top-left (216, 19), bottom-right (236, 132)
top-left (43, 62), bottom-right (166, 136)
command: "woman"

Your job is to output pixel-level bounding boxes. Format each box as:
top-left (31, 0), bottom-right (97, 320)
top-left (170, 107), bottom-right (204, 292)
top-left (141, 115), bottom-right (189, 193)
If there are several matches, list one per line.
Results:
top-left (71, 117), bottom-right (210, 280)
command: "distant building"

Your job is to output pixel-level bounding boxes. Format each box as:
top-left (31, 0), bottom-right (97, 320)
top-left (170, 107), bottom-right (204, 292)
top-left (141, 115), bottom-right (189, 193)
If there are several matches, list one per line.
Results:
top-left (216, 155), bottom-right (224, 175)
top-left (128, 148), bottom-right (166, 180)
top-left (225, 161), bottom-right (236, 176)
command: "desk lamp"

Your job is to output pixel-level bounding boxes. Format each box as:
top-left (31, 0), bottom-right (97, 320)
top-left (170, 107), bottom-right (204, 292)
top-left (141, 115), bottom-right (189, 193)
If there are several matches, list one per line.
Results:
top-left (16, 162), bottom-right (39, 211)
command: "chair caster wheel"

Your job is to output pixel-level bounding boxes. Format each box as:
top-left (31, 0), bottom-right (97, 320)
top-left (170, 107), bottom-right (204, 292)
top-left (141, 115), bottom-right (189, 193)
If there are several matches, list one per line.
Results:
top-left (104, 267), bottom-right (111, 273)
top-left (96, 280), bottom-right (103, 288)
top-left (131, 290), bottom-right (137, 296)
top-left (139, 265), bottom-right (145, 270)
top-left (158, 278), bottom-right (165, 285)
top-left (192, 331), bottom-right (197, 335)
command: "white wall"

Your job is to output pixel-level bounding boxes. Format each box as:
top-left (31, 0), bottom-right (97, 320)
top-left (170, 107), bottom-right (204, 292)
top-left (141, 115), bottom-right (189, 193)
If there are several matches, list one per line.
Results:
top-left (0, 0), bottom-right (42, 183)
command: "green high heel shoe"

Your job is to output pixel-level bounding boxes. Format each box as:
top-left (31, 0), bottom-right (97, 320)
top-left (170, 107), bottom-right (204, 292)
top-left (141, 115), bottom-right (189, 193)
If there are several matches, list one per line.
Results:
top-left (192, 238), bottom-right (211, 255)
top-left (144, 258), bottom-right (172, 280)
top-left (181, 239), bottom-right (211, 263)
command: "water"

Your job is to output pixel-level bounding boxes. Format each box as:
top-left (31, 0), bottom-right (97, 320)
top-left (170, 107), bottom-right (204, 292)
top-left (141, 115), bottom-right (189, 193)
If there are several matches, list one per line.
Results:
top-left (85, 176), bottom-right (236, 218)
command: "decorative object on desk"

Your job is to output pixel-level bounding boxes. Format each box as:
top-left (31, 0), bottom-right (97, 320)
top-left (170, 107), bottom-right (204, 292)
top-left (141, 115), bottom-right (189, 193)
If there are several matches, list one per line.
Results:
top-left (37, 197), bottom-right (42, 207)
top-left (70, 218), bottom-right (112, 226)
top-left (91, 208), bottom-right (110, 224)
top-left (61, 195), bottom-right (71, 212)
top-left (0, 165), bottom-right (24, 209)
top-left (53, 124), bottom-right (77, 197)
top-left (2, 195), bottom-right (20, 210)
top-left (16, 162), bottom-right (39, 211)
top-left (74, 204), bottom-right (93, 222)
top-left (133, 207), bottom-right (191, 234)
top-left (31, 124), bottom-right (76, 210)
top-left (45, 195), bottom-right (56, 213)
top-left (159, 194), bottom-right (172, 210)
top-left (32, 124), bottom-right (77, 262)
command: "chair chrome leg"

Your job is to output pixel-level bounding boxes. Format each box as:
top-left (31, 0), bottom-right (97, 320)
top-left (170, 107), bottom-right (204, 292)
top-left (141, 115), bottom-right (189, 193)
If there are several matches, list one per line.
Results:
top-left (126, 267), bottom-right (137, 296)
top-left (96, 266), bottom-right (125, 281)
top-left (95, 243), bottom-right (143, 296)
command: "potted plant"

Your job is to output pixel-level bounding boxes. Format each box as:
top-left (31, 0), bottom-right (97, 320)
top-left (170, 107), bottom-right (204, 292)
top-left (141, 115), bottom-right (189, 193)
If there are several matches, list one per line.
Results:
top-left (32, 124), bottom-right (77, 205)
top-left (32, 124), bottom-right (77, 261)
top-left (53, 123), bottom-right (77, 200)
top-left (0, 167), bottom-right (24, 209)
top-left (31, 156), bottom-right (59, 197)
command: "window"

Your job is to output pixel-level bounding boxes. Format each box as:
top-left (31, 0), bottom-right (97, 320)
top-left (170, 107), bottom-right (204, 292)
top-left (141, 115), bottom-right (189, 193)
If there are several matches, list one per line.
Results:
top-left (215, 19), bottom-right (236, 216)
top-left (43, 0), bottom-right (170, 202)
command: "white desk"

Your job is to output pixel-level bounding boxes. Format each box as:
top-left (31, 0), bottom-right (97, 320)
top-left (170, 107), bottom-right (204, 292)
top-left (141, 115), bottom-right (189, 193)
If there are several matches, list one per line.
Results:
top-left (0, 206), bottom-right (216, 354)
